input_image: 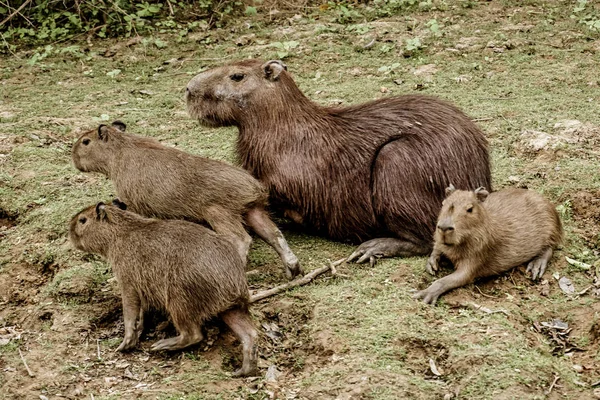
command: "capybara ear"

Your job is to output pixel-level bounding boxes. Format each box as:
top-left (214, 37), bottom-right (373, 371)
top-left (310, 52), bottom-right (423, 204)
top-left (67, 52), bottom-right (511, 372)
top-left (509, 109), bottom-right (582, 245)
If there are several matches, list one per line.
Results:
top-left (445, 184), bottom-right (456, 197)
top-left (95, 202), bottom-right (108, 221)
top-left (112, 198), bottom-right (127, 210)
top-left (97, 125), bottom-right (110, 142)
top-left (475, 187), bottom-right (489, 202)
top-left (111, 120), bottom-right (126, 132)
top-left (262, 60), bottom-right (287, 81)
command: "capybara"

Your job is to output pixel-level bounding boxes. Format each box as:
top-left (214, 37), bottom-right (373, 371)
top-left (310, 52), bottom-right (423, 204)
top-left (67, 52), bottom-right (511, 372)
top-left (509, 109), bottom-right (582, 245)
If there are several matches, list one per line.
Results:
top-left (72, 121), bottom-right (301, 279)
top-left (69, 199), bottom-right (258, 376)
top-left (185, 59), bottom-right (492, 264)
top-left (414, 186), bottom-right (563, 305)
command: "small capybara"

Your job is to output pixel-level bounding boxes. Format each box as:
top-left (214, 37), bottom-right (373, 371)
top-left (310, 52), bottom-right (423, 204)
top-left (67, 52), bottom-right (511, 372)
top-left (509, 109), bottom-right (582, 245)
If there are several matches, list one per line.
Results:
top-left (185, 59), bottom-right (492, 264)
top-left (72, 121), bottom-right (301, 279)
top-left (414, 186), bottom-right (563, 305)
top-left (69, 199), bottom-right (258, 376)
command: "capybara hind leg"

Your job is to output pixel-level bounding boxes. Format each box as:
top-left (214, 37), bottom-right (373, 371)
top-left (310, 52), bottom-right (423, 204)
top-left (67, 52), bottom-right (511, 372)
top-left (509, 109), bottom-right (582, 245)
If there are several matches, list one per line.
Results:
top-left (117, 290), bottom-right (142, 352)
top-left (526, 247), bottom-right (553, 281)
top-left (221, 308), bottom-right (258, 377)
top-left (348, 238), bottom-right (431, 266)
top-left (150, 326), bottom-right (204, 352)
top-left (205, 206), bottom-right (252, 261)
top-left (413, 268), bottom-right (473, 305)
top-left (245, 207), bottom-right (302, 279)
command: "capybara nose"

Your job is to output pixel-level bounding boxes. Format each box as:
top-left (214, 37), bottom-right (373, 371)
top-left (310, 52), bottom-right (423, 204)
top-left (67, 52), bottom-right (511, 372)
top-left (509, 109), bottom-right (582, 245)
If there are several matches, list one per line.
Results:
top-left (437, 223), bottom-right (454, 232)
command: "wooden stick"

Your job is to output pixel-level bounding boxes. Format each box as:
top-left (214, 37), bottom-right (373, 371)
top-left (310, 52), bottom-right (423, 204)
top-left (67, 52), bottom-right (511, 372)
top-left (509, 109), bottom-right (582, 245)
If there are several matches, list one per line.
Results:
top-left (249, 258), bottom-right (346, 303)
top-left (545, 375), bottom-right (560, 395)
top-left (18, 348), bottom-right (34, 377)
top-left (0, 0), bottom-right (33, 27)
top-left (97, 339), bottom-right (101, 359)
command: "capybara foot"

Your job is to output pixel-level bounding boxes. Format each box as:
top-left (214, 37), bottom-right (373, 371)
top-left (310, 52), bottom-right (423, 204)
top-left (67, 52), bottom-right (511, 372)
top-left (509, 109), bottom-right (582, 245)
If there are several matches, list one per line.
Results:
top-left (348, 238), bottom-right (430, 266)
top-left (231, 363), bottom-right (258, 377)
top-left (284, 255), bottom-right (303, 280)
top-left (117, 336), bottom-right (138, 352)
top-left (526, 247), bottom-right (553, 281)
top-left (150, 332), bottom-right (202, 352)
top-left (413, 287), bottom-right (442, 305)
top-left (425, 255), bottom-right (439, 276)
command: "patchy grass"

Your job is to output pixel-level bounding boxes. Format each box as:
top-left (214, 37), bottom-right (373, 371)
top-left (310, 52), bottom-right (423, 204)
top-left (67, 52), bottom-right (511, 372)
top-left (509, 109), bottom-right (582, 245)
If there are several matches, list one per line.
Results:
top-left (1, 1), bottom-right (600, 399)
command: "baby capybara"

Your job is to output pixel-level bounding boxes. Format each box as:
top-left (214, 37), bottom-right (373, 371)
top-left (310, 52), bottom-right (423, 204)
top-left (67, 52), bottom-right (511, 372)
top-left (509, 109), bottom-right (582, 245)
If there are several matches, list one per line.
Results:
top-left (69, 199), bottom-right (258, 376)
top-left (185, 59), bottom-right (492, 264)
top-left (71, 121), bottom-right (301, 279)
top-left (414, 186), bottom-right (563, 305)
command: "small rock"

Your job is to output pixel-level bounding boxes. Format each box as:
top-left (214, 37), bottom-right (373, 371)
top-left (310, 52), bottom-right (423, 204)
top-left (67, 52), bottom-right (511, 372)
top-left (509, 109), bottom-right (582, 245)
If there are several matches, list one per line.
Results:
top-left (380, 87), bottom-right (388, 93)
top-left (508, 176), bottom-right (521, 183)
top-left (573, 364), bottom-right (583, 373)
top-left (559, 276), bottom-right (575, 294)
top-left (265, 365), bottom-right (281, 382)
top-left (39, 396), bottom-right (49, 400)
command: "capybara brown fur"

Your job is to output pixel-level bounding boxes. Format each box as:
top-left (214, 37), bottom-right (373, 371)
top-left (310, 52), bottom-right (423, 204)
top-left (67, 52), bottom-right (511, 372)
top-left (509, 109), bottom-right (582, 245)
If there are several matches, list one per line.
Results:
top-left (185, 59), bottom-right (492, 263)
top-left (414, 186), bottom-right (563, 305)
top-left (69, 199), bottom-right (258, 376)
top-left (71, 121), bottom-right (301, 279)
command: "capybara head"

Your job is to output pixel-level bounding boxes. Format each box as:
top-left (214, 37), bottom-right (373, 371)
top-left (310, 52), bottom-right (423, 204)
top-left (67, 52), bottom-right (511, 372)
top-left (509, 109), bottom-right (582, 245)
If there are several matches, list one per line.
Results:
top-left (69, 200), bottom-right (129, 255)
top-left (436, 185), bottom-right (490, 246)
top-left (185, 59), bottom-right (294, 127)
top-left (72, 121), bottom-right (127, 173)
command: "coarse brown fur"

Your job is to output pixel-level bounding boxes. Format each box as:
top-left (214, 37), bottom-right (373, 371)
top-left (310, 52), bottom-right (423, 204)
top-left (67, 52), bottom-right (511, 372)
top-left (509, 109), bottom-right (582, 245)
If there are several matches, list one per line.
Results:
top-left (185, 59), bottom-right (492, 259)
top-left (71, 122), bottom-right (301, 279)
top-left (69, 201), bottom-right (258, 376)
top-left (414, 187), bottom-right (563, 304)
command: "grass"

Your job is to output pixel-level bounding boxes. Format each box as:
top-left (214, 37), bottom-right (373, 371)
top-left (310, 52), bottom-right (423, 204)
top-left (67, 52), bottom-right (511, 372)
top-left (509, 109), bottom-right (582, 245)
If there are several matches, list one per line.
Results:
top-left (1, 1), bottom-right (600, 399)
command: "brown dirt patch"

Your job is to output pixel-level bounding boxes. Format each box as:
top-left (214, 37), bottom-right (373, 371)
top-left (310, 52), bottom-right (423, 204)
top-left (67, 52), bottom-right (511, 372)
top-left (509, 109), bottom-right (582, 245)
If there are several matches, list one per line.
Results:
top-left (569, 189), bottom-right (600, 248)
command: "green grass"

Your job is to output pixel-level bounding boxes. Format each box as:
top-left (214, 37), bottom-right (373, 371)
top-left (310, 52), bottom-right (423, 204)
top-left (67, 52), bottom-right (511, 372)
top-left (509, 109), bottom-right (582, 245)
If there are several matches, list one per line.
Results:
top-left (1, 1), bottom-right (599, 399)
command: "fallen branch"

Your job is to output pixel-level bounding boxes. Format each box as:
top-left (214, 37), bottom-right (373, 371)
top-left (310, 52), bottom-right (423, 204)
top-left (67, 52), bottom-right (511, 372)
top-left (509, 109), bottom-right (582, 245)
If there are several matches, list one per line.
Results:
top-left (545, 375), bottom-right (560, 395)
top-left (18, 348), bottom-right (34, 377)
top-left (249, 258), bottom-right (346, 303)
top-left (0, 0), bottom-right (33, 27)
top-left (468, 302), bottom-right (509, 316)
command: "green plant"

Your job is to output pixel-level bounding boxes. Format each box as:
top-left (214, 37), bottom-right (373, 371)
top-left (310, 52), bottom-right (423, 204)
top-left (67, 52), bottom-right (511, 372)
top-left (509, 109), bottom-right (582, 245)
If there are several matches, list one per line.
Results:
top-left (571, 0), bottom-right (600, 32)
top-left (271, 40), bottom-right (299, 59)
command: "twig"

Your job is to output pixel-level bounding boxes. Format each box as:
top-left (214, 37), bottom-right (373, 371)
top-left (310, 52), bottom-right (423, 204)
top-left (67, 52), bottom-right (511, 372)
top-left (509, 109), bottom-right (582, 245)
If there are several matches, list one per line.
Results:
top-left (471, 117), bottom-right (495, 122)
top-left (249, 258), bottom-right (346, 303)
top-left (166, 0), bottom-right (174, 15)
top-left (545, 375), bottom-right (559, 395)
top-left (474, 285), bottom-right (497, 298)
top-left (18, 348), bottom-right (34, 377)
top-left (592, 379), bottom-right (600, 387)
top-left (96, 339), bottom-right (101, 359)
top-left (0, 0), bottom-right (33, 27)
top-left (468, 302), bottom-right (509, 316)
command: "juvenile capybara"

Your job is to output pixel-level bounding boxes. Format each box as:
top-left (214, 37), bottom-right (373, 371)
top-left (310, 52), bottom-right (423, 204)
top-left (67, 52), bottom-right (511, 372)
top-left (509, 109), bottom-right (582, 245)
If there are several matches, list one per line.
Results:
top-left (185, 59), bottom-right (492, 264)
top-left (72, 121), bottom-right (301, 279)
top-left (69, 199), bottom-right (258, 376)
top-left (414, 186), bottom-right (563, 305)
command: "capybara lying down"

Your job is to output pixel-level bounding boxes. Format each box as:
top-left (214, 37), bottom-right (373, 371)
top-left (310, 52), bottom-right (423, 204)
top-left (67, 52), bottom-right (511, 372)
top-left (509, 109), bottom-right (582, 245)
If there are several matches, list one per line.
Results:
top-left (414, 186), bottom-right (563, 305)
top-left (185, 59), bottom-right (492, 264)
top-left (69, 199), bottom-right (258, 377)
top-left (71, 121), bottom-right (301, 279)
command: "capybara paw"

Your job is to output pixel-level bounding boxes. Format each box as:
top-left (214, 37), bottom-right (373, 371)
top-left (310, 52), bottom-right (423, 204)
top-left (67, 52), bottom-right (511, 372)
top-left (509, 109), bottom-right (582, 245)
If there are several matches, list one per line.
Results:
top-left (150, 337), bottom-right (180, 352)
top-left (425, 257), bottom-right (439, 276)
top-left (526, 258), bottom-right (548, 281)
top-left (231, 365), bottom-right (258, 378)
top-left (117, 337), bottom-right (138, 352)
top-left (347, 240), bottom-right (385, 267)
top-left (413, 289), bottom-right (440, 305)
top-left (284, 256), bottom-right (303, 280)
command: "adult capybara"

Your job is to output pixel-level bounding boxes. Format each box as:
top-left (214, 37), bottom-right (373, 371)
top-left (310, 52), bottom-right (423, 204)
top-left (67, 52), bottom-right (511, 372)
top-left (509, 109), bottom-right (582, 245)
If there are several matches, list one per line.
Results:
top-left (185, 59), bottom-right (492, 264)
top-left (69, 199), bottom-right (258, 376)
top-left (72, 121), bottom-right (301, 279)
top-left (414, 186), bottom-right (563, 305)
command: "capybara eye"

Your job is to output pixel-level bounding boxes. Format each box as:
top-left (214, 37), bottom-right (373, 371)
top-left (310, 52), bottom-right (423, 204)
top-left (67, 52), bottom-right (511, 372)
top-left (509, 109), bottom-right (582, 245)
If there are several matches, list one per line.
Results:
top-left (466, 206), bottom-right (473, 213)
top-left (79, 216), bottom-right (87, 224)
top-left (82, 138), bottom-right (91, 145)
top-left (230, 73), bottom-right (245, 82)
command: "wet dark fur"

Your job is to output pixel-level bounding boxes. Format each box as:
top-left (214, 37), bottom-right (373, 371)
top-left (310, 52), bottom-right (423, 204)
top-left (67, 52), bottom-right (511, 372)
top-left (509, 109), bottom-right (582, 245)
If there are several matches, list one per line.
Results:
top-left (186, 59), bottom-right (492, 248)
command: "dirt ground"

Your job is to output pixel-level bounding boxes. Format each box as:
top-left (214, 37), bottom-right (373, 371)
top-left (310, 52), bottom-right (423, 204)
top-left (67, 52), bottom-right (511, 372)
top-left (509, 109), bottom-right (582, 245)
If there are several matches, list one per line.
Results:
top-left (1, 1), bottom-right (600, 399)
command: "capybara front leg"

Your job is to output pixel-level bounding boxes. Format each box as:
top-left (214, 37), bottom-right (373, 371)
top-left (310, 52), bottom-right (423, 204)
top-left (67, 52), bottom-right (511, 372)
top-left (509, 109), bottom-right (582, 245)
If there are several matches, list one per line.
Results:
top-left (526, 247), bottom-right (553, 281)
top-left (245, 207), bottom-right (302, 279)
top-left (117, 290), bottom-right (142, 352)
top-left (413, 268), bottom-right (474, 305)
top-left (425, 247), bottom-right (443, 275)
top-left (348, 238), bottom-right (431, 266)
top-left (221, 308), bottom-right (258, 377)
